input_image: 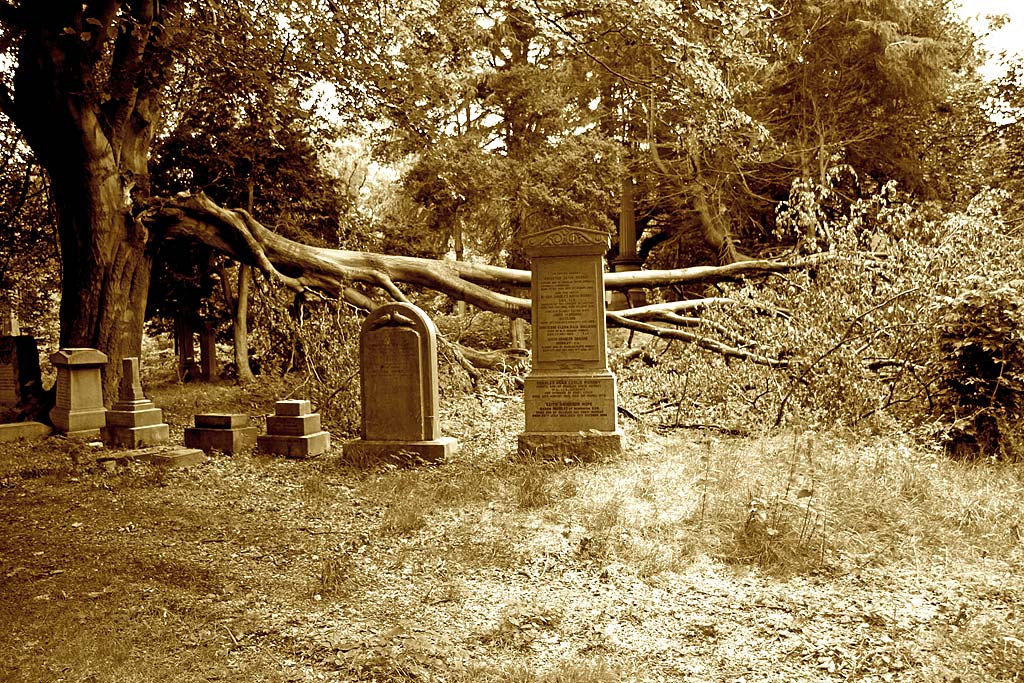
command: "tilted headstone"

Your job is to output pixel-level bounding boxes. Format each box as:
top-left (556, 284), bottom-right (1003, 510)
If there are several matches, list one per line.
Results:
top-left (0, 335), bottom-right (41, 409)
top-left (184, 413), bottom-right (258, 454)
top-left (343, 303), bottom-right (457, 465)
top-left (102, 357), bottom-right (170, 448)
top-left (258, 399), bottom-right (331, 458)
top-left (49, 348), bottom-right (108, 439)
top-left (518, 225), bottom-right (624, 460)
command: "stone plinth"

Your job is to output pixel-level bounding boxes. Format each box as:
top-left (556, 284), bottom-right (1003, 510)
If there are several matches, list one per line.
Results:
top-left (184, 413), bottom-right (258, 454)
top-left (258, 399), bottom-right (331, 458)
top-left (343, 303), bottom-right (458, 466)
top-left (0, 421), bottom-right (52, 442)
top-left (49, 348), bottom-right (108, 439)
top-left (607, 256), bottom-right (647, 311)
top-left (518, 226), bottom-right (624, 460)
top-left (102, 358), bottom-right (170, 448)
top-left (98, 446), bottom-right (207, 470)
top-left (0, 336), bottom-right (42, 409)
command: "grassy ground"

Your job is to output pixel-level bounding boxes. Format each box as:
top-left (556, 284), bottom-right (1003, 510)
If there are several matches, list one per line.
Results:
top-left (1, 376), bottom-right (1023, 682)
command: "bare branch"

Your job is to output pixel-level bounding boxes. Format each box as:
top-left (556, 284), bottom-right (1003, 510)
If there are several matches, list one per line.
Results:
top-left (606, 312), bottom-right (791, 368)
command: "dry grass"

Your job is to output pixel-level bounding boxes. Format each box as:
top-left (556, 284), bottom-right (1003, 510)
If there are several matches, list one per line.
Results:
top-left (1, 375), bottom-right (1023, 682)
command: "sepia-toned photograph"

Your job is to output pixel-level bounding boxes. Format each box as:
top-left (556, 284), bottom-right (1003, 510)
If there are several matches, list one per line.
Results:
top-left (1, 1), bottom-right (1021, 681)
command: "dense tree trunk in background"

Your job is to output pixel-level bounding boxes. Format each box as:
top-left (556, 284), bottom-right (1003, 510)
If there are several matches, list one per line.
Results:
top-left (220, 261), bottom-right (256, 384)
top-left (233, 265), bottom-right (255, 383)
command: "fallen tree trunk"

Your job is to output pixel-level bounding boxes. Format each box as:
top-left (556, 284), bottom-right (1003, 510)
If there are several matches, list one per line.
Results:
top-left (142, 192), bottom-right (813, 367)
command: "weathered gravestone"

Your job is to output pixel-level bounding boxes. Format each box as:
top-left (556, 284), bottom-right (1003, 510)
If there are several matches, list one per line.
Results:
top-left (258, 399), bottom-right (331, 458)
top-left (0, 335), bottom-right (41, 410)
top-left (49, 348), bottom-right (109, 439)
top-left (343, 303), bottom-right (458, 465)
top-left (518, 225), bottom-right (624, 460)
top-left (102, 357), bottom-right (170, 448)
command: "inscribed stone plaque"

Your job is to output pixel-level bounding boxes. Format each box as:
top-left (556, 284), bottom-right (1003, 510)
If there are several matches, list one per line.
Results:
top-left (524, 373), bottom-right (618, 433)
top-left (362, 326), bottom-right (424, 442)
top-left (345, 303), bottom-right (457, 466)
top-left (533, 256), bottom-right (603, 366)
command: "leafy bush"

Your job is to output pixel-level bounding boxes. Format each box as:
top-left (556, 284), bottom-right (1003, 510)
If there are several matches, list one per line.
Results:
top-left (618, 176), bottom-right (1024, 448)
top-left (249, 281), bottom-right (363, 435)
top-left (932, 278), bottom-right (1024, 460)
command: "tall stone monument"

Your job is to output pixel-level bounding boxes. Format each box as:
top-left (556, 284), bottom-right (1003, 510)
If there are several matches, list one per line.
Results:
top-left (50, 348), bottom-right (108, 439)
top-left (102, 357), bottom-right (170, 448)
top-left (518, 225), bottom-right (624, 460)
top-left (608, 176), bottom-right (647, 311)
top-left (343, 303), bottom-right (458, 466)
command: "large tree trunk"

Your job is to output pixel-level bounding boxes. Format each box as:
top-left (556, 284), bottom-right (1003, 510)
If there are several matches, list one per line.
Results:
top-left (220, 262), bottom-right (256, 384)
top-left (47, 143), bottom-right (152, 398)
top-left (3, 2), bottom-right (180, 403)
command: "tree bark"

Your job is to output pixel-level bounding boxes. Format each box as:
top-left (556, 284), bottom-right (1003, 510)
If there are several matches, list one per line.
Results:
top-left (2, 2), bottom-right (181, 402)
top-left (233, 265), bottom-right (256, 383)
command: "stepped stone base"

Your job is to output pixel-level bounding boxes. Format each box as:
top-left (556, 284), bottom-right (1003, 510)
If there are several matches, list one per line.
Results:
top-left (258, 400), bottom-right (330, 458)
top-left (105, 406), bottom-right (165, 428)
top-left (184, 413), bottom-right (257, 454)
top-left (184, 426), bottom-right (258, 454)
top-left (517, 430), bottom-right (624, 462)
top-left (342, 437), bottom-right (457, 467)
top-left (258, 431), bottom-right (331, 458)
top-left (50, 407), bottom-right (107, 439)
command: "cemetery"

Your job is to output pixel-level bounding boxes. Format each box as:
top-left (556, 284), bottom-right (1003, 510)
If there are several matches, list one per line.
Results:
top-left (1, 2), bottom-right (1023, 681)
top-left (2, 222), bottom-right (1023, 681)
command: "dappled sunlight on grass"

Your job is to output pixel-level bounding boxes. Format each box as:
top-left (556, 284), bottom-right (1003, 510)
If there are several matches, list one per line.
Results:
top-left (1, 392), bottom-right (1022, 682)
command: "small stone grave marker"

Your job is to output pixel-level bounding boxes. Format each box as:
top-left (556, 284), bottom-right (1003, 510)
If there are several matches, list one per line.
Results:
top-left (258, 399), bottom-right (331, 458)
top-left (102, 357), bottom-right (170, 448)
top-left (97, 445), bottom-right (206, 471)
top-left (0, 421), bottom-right (52, 442)
top-left (0, 335), bottom-right (41, 410)
top-left (518, 225), bottom-right (624, 460)
top-left (49, 348), bottom-right (108, 439)
top-left (184, 413), bottom-right (258, 454)
top-left (343, 303), bottom-right (457, 465)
